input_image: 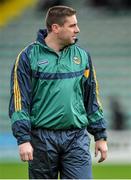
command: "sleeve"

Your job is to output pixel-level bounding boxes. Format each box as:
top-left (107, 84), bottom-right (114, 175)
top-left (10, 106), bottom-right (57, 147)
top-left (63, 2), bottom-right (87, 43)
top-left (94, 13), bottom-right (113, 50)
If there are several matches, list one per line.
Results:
top-left (9, 49), bottom-right (32, 145)
top-left (84, 53), bottom-right (107, 141)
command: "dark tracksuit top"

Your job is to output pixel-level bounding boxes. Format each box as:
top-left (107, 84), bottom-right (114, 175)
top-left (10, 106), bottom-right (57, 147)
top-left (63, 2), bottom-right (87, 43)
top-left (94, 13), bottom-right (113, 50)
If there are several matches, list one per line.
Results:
top-left (9, 29), bottom-right (107, 145)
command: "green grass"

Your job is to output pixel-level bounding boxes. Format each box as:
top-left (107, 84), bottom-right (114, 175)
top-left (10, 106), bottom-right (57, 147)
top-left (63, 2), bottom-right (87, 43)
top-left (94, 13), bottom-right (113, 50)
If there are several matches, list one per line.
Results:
top-left (92, 164), bottom-right (131, 179)
top-left (0, 162), bottom-right (28, 179)
top-left (0, 162), bottom-right (131, 179)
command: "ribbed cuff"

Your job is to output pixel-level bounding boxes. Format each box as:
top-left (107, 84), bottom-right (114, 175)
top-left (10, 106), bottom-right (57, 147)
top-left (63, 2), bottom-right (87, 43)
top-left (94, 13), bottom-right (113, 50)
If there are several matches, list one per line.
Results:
top-left (17, 134), bottom-right (31, 145)
top-left (94, 130), bottom-right (107, 141)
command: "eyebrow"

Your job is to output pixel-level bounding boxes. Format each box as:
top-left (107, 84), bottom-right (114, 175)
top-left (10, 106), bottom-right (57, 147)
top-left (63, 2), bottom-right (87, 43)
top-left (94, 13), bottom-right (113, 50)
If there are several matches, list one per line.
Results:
top-left (69, 22), bottom-right (78, 27)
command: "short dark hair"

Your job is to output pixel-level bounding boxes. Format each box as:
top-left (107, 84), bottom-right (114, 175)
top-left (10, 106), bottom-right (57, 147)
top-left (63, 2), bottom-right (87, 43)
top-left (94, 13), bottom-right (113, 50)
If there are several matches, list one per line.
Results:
top-left (45, 6), bottom-right (76, 32)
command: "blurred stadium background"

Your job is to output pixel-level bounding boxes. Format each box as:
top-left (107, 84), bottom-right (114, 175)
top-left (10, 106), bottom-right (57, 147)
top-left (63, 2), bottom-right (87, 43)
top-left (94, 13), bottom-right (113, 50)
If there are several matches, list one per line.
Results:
top-left (0, 0), bottom-right (131, 179)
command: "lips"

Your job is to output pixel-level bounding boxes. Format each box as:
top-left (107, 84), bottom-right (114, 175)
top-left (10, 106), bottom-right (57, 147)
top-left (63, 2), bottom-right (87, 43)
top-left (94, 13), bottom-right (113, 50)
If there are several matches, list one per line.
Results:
top-left (72, 36), bottom-right (77, 40)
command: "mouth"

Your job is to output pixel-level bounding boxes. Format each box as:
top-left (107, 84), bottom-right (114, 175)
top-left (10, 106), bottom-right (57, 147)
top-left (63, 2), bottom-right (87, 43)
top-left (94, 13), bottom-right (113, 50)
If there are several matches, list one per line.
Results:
top-left (72, 36), bottom-right (77, 40)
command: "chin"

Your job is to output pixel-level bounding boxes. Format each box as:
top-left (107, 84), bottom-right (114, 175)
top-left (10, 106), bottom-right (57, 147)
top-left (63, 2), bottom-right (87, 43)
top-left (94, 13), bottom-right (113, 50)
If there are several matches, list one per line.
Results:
top-left (72, 40), bottom-right (75, 44)
top-left (68, 38), bottom-right (74, 43)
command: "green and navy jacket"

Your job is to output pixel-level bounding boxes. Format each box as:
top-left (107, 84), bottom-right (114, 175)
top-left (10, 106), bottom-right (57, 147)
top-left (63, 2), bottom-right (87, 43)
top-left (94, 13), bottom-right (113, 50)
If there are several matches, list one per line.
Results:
top-left (9, 29), bottom-right (107, 145)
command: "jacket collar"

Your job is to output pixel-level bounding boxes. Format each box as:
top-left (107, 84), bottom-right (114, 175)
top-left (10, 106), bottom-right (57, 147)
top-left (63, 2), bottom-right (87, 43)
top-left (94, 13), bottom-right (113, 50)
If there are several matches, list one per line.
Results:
top-left (36, 29), bottom-right (47, 45)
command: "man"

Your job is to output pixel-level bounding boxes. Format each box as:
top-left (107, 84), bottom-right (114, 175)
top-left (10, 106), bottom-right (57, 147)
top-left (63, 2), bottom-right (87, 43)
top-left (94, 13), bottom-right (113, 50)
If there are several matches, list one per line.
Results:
top-left (9, 5), bottom-right (108, 179)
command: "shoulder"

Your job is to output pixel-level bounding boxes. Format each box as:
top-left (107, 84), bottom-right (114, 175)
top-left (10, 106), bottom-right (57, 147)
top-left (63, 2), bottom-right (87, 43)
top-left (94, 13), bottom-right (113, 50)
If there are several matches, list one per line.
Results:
top-left (14, 42), bottom-right (36, 67)
top-left (22, 41), bottom-right (37, 56)
top-left (16, 41), bottom-right (38, 62)
top-left (73, 44), bottom-right (90, 58)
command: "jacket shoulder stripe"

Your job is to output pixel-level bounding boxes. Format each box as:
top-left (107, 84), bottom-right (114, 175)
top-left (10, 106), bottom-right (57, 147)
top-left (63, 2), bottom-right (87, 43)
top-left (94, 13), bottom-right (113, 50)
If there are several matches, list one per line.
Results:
top-left (14, 52), bottom-right (22, 111)
top-left (13, 43), bottom-right (34, 112)
top-left (93, 66), bottom-right (102, 109)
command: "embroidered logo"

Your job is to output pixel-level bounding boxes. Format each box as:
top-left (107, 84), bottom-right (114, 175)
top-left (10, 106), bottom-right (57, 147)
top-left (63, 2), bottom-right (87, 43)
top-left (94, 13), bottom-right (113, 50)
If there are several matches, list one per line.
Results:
top-left (73, 57), bottom-right (81, 65)
top-left (38, 60), bottom-right (49, 65)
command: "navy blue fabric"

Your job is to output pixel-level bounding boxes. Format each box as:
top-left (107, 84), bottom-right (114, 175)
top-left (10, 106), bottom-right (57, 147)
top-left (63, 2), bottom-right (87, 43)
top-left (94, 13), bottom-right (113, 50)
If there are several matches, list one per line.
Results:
top-left (9, 50), bottom-right (33, 145)
top-left (12, 120), bottom-right (31, 145)
top-left (16, 52), bottom-right (32, 113)
top-left (29, 128), bottom-right (92, 179)
top-left (83, 53), bottom-right (107, 140)
top-left (84, 53), bottom-right (99, 115)
top-left (36, 29), bottom-right (47, 45)
top-left (9, 66), bottom-right (16, 117)
top-left (87, 119), bottom-right (107, 141)
top-left (32, 69), bottom-right (84, 80)
top-left (9, 50), bottom-right (32, 118)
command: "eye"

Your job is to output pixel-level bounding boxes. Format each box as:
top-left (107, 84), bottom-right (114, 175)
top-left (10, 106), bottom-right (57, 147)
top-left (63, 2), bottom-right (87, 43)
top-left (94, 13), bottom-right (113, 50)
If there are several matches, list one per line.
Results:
top-left (69, 24), bottom-right (77, 28)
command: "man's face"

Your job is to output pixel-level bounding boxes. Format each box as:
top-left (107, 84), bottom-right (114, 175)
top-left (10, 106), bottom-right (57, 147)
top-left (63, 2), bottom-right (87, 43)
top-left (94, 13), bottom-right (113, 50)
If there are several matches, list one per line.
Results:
top-left (57, 15), bottom-right (80, 46)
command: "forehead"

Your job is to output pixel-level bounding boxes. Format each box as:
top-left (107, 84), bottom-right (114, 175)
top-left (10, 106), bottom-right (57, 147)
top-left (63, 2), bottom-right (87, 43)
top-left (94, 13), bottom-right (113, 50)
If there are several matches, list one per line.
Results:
top-left (64, 15), bottom-right (78, 25)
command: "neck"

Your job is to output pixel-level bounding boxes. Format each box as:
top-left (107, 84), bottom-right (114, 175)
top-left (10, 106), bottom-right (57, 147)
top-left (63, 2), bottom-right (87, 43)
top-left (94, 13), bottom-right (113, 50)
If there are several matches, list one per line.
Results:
top-left (45, 33), bottom-right (64, 52)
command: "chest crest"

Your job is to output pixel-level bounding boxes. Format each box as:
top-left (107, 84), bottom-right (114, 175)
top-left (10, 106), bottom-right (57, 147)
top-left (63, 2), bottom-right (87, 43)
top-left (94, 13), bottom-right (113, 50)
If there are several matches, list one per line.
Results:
top-left (73, 56), bottom-right (81, 65)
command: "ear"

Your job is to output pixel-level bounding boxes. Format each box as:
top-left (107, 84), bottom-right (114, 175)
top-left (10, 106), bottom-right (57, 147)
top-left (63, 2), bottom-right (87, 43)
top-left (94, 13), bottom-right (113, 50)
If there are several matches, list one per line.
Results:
top-left (51, 24), bottom-right (61, 33)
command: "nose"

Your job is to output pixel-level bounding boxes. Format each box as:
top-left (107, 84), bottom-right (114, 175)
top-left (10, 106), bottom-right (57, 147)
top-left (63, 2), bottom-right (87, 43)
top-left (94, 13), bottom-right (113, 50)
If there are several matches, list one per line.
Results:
top-left (75, 25), bottom-right (80, 33)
